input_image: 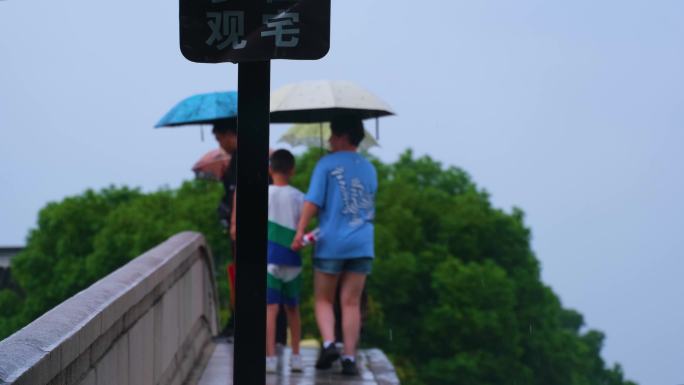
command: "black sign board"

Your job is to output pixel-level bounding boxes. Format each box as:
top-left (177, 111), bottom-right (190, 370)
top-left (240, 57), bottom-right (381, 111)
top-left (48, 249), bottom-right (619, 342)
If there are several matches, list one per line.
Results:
top-left (180, 0), bottom-right (330, 63)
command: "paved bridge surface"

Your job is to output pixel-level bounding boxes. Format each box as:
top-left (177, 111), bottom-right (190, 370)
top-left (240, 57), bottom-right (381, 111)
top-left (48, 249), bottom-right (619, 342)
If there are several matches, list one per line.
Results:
top-left (197, 340), bottom-right (398, 385)
top-left (0, 233), bottom-right (399, 385)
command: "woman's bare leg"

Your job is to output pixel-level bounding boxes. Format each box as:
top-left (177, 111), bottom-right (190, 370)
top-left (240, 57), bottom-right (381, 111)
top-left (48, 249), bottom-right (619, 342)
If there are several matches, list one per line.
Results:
top-left (314, 271), bottom-right (339, 344)
top-left (339, 272), bottom-right (367, 357)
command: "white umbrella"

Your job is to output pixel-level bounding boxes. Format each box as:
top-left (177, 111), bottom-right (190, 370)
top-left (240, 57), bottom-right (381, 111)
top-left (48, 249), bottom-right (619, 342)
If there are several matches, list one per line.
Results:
top-left (269, 80), bottom-right (395, 123)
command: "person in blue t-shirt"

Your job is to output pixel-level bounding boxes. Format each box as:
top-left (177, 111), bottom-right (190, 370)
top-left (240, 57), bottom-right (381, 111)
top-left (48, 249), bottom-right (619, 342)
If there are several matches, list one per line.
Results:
top-left (292, 115), bottom-right (377, 376)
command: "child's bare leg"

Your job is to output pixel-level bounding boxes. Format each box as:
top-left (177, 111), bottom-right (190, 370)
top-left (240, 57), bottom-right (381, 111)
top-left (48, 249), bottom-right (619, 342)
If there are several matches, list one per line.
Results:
top-left (285, 305), bottom-right (301, 355)
top-left (266, 304), bottom-right (280, 357)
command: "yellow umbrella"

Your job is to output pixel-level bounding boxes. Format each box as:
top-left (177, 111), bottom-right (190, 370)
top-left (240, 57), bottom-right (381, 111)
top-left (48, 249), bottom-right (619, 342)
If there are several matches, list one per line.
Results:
top-left (278, 122), bottom-right (379, 151)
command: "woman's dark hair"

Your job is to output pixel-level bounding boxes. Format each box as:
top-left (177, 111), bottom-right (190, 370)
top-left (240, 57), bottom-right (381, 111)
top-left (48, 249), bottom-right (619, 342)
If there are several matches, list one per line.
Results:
top-left (270, 149), bottom-right (296, 174)
top-left (212, 119), bottom-right (237, 134)
top-left (330, 116), bottom-right (365, 147)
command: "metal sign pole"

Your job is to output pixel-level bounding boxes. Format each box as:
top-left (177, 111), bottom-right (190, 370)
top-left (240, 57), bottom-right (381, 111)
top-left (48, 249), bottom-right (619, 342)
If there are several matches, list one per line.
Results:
top-left (234, 60), bottom-right (270, 385)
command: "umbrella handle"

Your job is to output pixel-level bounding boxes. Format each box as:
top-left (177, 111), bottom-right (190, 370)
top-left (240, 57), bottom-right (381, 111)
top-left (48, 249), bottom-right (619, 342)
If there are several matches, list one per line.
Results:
top-left (320, 122), bottom-right (324, 156)
top-left (375, 117), bottom-right (379, 140)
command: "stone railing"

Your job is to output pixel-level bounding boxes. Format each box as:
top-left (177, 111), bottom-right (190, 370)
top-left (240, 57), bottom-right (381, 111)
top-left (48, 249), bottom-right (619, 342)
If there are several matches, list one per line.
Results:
top-left (0, 232), bottom-right (219, 385)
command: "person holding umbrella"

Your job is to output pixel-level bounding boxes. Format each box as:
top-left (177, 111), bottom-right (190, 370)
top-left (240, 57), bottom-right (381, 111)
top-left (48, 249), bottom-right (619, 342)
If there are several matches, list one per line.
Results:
top-left (212, 120), bottom-right (238, 240)
top-left (291, 115), bottom-right (378, 376)
top-left (155, 91), bottom-right (241, 238)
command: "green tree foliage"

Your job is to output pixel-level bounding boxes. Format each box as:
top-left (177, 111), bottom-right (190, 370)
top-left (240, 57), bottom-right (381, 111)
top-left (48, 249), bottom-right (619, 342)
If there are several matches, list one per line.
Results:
top-left (0, 181), bottom-right (232, 339)
top-left (0, 149), bottom-right (636, 385)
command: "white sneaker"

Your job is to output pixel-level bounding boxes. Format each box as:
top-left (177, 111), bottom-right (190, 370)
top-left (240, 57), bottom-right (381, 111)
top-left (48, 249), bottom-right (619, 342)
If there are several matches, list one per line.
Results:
top-left (290, 354), bottom-right (303, 372)
top-left (266, 356), bottom-right (278, 373)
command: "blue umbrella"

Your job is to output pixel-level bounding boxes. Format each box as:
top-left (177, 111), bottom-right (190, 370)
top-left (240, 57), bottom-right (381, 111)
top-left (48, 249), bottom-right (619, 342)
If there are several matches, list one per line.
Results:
top-left (155, 91), bottom-right (238, 128)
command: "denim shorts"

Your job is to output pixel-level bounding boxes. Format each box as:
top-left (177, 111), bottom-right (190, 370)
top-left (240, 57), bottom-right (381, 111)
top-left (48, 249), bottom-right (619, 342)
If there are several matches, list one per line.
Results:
top-left (313, 257), bottom-right (373, 275)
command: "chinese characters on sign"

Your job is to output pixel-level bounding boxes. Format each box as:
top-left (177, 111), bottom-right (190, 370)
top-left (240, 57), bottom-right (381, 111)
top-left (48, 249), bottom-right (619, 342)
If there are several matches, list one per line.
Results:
top-left (180, 0), bottom-right (330, 63)
top-left (204, 11), bottom-right (302, 50)
top-left (261, 12), bottom-right (300, 48)
top-left (206, 11), bottom-right (247, 50)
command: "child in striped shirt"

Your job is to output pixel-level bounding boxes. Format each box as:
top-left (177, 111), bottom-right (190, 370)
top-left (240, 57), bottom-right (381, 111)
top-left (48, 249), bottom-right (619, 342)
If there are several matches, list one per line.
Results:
top-left (266, 149), bottom-right (305, 373)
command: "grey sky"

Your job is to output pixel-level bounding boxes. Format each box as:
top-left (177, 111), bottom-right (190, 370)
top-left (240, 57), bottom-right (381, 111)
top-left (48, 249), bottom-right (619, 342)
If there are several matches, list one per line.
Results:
top-left (2, 1), bottom-right (683, 383)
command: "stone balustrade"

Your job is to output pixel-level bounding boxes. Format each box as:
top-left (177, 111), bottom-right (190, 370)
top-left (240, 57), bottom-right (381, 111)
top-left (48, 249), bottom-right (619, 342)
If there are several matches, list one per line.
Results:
top-left (0, 232), bottom-right (219, 385)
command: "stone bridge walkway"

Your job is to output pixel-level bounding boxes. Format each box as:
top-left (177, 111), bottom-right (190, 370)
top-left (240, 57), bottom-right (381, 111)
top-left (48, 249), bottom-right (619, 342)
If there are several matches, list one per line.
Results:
top-left (196, 339), bottom-right (400, 385)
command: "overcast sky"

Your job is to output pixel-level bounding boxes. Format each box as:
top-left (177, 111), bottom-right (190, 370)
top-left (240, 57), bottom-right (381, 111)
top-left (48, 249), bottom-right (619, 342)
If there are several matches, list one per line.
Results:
top-left (2, 1), bottom-right (683, 384)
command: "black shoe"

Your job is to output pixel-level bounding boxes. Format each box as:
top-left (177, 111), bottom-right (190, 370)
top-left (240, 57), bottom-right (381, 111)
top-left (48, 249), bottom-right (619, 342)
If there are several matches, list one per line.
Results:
top-left (315, 344), bottom-right (340, 369)
top-left (341, 358), bottom-right (359, 376)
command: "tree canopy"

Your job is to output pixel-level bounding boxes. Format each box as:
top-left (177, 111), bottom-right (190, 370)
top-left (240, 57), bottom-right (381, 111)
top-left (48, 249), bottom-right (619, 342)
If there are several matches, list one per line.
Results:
top-left (0, 149), bottom-right (636, 385)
